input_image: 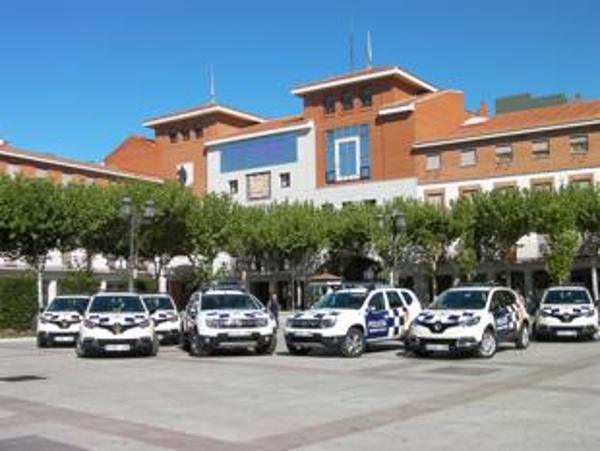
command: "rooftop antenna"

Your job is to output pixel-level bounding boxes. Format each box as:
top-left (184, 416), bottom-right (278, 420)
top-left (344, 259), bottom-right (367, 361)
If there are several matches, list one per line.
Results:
top-left (349, 18), bottom-right (355, 71)
top-left (366, 31), bottom-right (373, 68)
top-left (209, 66), bottom-right (217, 104)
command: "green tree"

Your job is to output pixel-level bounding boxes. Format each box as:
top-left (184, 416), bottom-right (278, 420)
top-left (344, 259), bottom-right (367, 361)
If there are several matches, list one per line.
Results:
top-left (450, 196), bottom-right (478, 281)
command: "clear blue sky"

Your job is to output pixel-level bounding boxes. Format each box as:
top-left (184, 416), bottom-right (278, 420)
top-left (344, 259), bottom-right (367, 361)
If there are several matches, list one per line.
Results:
top-left (1, 0), bottom-right (598, 163)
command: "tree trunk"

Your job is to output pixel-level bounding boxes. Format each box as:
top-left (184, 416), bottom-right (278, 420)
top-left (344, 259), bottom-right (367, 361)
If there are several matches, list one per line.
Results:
top-left (591, 257), bottom-right (599, 301)
top-left (36, 260), bottom-right (45, 309)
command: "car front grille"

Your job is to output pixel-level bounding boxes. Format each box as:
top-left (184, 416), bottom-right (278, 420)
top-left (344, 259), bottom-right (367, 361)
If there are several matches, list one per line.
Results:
top-left (288, 319), bottom-right (322, 329)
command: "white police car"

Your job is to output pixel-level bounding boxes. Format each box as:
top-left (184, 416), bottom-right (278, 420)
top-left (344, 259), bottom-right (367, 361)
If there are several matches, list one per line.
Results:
top-left (141, 294), bottom-right (181, 345)
top-left (182, 287), bottom-right (277, 357)
top-left (36, 295), bottom-right (89, 347)
top-left (534, 286), bottom-right (598, 340)
top-left (76, 292), bottom-right (158, 357)
top-left (284, 286), bottom-right (422, 358)
top-left (406, 286), bottom-right (530, 358)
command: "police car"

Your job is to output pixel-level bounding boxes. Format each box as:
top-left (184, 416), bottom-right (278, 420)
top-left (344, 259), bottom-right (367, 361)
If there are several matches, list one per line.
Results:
top-left (182, 286), bottom-right (277, 357)
top-left (141, 294), bottom-right (181, 345)
top-left (406, 286), bottom-right (530, 358)
top-left (36, 295), bottom-right (89, 347)
top-left (284, 286), bottom-right (422, 358)
top-left (533, 286), bottom-right (598, 340)
top-left (76, 292), bottom-right (158, 357)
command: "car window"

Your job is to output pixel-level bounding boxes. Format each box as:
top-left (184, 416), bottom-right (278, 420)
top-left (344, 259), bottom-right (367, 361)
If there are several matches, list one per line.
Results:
top-left (503, 290), bottom-right (517, 306)
top-left (368, 292), bottom-right (386, 311)
top-left (387, 291), bottom-right (404, 309)
top-left (400, 290), bottom-right (414, 305)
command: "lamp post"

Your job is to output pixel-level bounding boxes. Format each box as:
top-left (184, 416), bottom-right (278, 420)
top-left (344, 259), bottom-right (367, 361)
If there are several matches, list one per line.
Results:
top-left (121, 197), bottom-right (156, 292)
top-left (377, 210), bottom-right (406, 287)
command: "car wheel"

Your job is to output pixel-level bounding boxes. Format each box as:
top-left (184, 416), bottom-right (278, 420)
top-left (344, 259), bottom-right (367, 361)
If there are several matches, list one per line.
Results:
top-left (189, 334), bottom-right (209, 357)
top-left (286, 341), bottom-right (311, 356)
top-left (339, 327), bottom-right (365, 358)
top-left (36, 334), bottom-right (48, 348)
top-left (256, 335), bottom-right (277, 355)
top-left (75, 339), bottom-right (89, 358)
top-left (147, 337), bottom-right (159, 357)
top-left (515, 323), bottom-right (530, 349)
top-left (181, 332), bottom-right (191, 352)
top-left (477, 328), bottom-right (497, 358)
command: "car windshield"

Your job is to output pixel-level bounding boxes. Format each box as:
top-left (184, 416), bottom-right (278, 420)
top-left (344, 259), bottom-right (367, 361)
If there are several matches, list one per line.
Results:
top-left (543, 289), bottom-right (591, 305)
top-left (47, 297), bottom-right (89, 313)
top-left (88, 295), bottom-right (146, 313)
top-left (312, 291), bottom-right (367, 310)
top-left (430, 290), bottom-right (488, 310)
top-left (200, 293), bottom-right (262, 311)
top-left (143, 296), bottom-right (174, 311)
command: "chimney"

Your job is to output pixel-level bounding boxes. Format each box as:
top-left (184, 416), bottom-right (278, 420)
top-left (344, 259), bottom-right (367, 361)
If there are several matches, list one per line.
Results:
top-left (478, 101), bottom-right (488, 117)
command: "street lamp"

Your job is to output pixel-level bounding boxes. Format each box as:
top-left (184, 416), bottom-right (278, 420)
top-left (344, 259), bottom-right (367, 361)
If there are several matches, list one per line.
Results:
top-left (121, 197), bottom-right (156, 292)
top-left (377, 210), bottom-right (405, 287)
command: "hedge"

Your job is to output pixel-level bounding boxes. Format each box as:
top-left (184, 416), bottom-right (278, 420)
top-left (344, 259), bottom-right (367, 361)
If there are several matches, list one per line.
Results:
top-left (0, 272), bottom-right (38, 330)
top-left (60, 271), bottom-right (100, 295)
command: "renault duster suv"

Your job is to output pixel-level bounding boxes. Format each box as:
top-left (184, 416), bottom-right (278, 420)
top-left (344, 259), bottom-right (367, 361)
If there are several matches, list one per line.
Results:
top-left (406, 286), bottom-right (530, 358)
top-left (534, 286), bottom-right (598, 340)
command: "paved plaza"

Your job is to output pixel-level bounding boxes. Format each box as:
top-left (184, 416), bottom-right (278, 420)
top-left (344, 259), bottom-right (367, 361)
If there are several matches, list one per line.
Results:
top-left (1, 333), bottom-right (600, 450)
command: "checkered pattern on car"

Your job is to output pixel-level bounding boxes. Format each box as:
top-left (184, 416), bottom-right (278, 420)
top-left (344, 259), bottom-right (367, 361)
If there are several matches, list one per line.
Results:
top-left (541, 305), bottom-right (592, 322)
top-left (387, 308), bottom-right (407, 337)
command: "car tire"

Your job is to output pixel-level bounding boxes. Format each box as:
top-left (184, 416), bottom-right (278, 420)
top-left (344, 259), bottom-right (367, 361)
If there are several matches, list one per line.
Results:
top-left (147, 337), bottom-right (159, 357)
top-left (515, 323), bottom-right (530, 349)
top-left (189, 334), bottom-right (209, 357)
top-left (75, 339), bottom-right (89, 358)
top-left (256, 335), bottom-right (277, 355)
top-left (286, 341), bottom-right (311, 356)
top-left (412, 347), bottom-right (430, 358)
top-left (36, 334), bottom-right (48, 348)
top-left (181, 332), bottom-right (191, 352)
top-left (476, 328), bottom-right (497, 359)
top-left (339, 327), bottom-right (365, 358)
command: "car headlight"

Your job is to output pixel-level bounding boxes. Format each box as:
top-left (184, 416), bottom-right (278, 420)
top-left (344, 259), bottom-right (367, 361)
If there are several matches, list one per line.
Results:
top-left (586, 309), bottom-right (595, 317)
top-left (285, 318), bottom-right (294, 327)
top-left (83, 319), bottom-right (96, 328)
top-left (257, 317), bottom-right (269, 327)
top-left (462, 316), bottom-right (480, 327)
top-left (138, 318), bottom-right (151, 328)
top-left (321, 317), bottom-right (337, 328)
top-left (539, 310), bottom-right (550, 317)
top-left (39, 316), bottom-right (49, 324)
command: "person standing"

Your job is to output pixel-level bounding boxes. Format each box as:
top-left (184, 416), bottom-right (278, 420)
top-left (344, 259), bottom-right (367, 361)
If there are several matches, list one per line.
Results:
top-left (267, 292), bottom-right (280, 327)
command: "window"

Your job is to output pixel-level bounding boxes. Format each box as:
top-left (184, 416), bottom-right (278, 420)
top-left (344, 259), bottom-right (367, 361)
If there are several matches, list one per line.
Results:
top-left (495, 144), bottom-right (513, 164)
top-left (359, 89), bottom-right (373, 108)
top-left (387, 291), bottom-right (404, 309)
top-left (169, 132), bottom-right (178, 144)
top-left (425, 153), bottom-right (441, 171)
top-left (181, 130), bottom-right (190, 141)
top-left (193, 127), bottom-right (203, 139)
top-left (531, 179), bottom-right (553, 191)
top-left (532, 139), bottom-right (550, 159)
top-left (368, 292), bottom-right (386, 311)
top-left (61, 173), bottom-right (74, 185)
top-left (342, 92), bottom-right (354, 110)
top-left (335, 137), bottom-right (360, 180)
top-left (36, 169), bottom-right (48, 179)
top-left (280, 172), bottom-right (291, 188)
top-left (229, 180), bottom-right (238, 195)
top-left (494, 183), bottom-right (517, 193)
top-left (425, 191), bottom-right (444, 207)
top-left (246, 172), bottom-right (271, 200)
top-left (460, 148), bottom-right (476, 167)
top-left (459, 187), bottom-right (480, 198)
top-left (570, 176), bottom-right (593, 188)
top-left (323, 95), bottom-right (335, 114)
top-left (570, 134), bottom-right (588, 154)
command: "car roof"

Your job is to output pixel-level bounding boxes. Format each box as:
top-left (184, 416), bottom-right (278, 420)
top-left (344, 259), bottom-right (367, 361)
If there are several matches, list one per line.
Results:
top-left (546, 286), bottom-right (589, 291)
top-left (445, 286), bottom-right (493, 292)
top-left (140, 293), bottom-right (172, 298)
top-left (202, 289), bottom-right (247, 295)
top-left (92, 292), bottom-right (140, 297)
top-left (52, 295), bottom-right (90, 299)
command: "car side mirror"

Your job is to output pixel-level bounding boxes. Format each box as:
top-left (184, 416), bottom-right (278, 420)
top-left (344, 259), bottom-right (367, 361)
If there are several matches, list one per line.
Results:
top-left (39, 307), bottom-right (45, 314)
top-left (148, 308), bottom-right (157, 315)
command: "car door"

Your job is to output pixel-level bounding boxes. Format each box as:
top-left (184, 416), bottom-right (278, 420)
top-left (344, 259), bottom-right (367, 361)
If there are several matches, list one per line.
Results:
top-left (400, 289), bottom-right (422, 319)
top-left (365, 291), bottom-right (390, 340)
top-left (490, 290), bottom-right (512, 340)
top-left (386, 290), bottom-right (407, 337)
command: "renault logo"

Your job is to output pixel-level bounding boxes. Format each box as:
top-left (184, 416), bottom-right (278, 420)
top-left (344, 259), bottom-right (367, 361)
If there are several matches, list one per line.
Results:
top-left (434, 322), bottom-right (443, 332)
top-left (112, 324), bottom-right (122, 334)
top-left (61, 321), bottom-right (69, 329)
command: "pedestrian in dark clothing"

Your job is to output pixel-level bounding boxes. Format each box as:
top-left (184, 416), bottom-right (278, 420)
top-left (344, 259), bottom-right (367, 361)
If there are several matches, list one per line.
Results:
top-left (267, 293), bottom-right (280, 326)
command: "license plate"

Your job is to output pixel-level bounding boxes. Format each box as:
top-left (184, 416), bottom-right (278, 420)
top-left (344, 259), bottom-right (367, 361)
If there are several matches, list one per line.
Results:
top-left (227, 330), bottom-right (250, 337)
top-left (556, 330), bottom-right (578, 337)
top-left (54, 336), bottom-right (74, 342)
top-left (293, 330), bottom-right (314, 337)
top-left (104, 344), bottom-right (130, 352)
top-left (426, 343), bottom-right (449, 352)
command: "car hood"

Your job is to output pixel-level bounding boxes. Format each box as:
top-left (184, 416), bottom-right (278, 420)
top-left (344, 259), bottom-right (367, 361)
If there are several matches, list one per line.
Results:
top-left (151, 309), bottom-right (179, 321)
top-left (40, 311), bottom-right (82, 323)
top-left (199, 309), bottom-right (268, 320)
top-left (417, 309), bottom-right (480, 325)
top-left (289, 309), bottom-right (347, 321)
top-left (86, 312), bottom-right (149, 326)
top-left (539, 304), bottom-right (594, 317)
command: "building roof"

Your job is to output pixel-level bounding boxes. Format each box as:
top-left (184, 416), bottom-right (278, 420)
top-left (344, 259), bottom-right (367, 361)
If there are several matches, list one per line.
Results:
top-left (204, 115), bottom-right (312, 147)
top-left (414, 99), bottom-right (600, 148)
top-left (291, 66), bottom-right (437, 96)
top-left (378, 90), bottom-right (461, 117)
top-left (0, 142), bottom-right (163, 183)
top-left (142, 102), bottom-right (266, 128)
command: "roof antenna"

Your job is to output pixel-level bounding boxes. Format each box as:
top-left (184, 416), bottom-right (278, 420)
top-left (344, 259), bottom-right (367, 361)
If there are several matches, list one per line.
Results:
top-left (366, 31), bottom-right (373, 68)
top-left (349, 18), bottom-right (355, 71)
top-left (209, 66), bottom-right (217, 104)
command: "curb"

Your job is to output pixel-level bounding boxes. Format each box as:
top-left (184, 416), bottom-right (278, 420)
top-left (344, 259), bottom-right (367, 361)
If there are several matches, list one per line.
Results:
top-left (0, 336), bottom-right (35, 343)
